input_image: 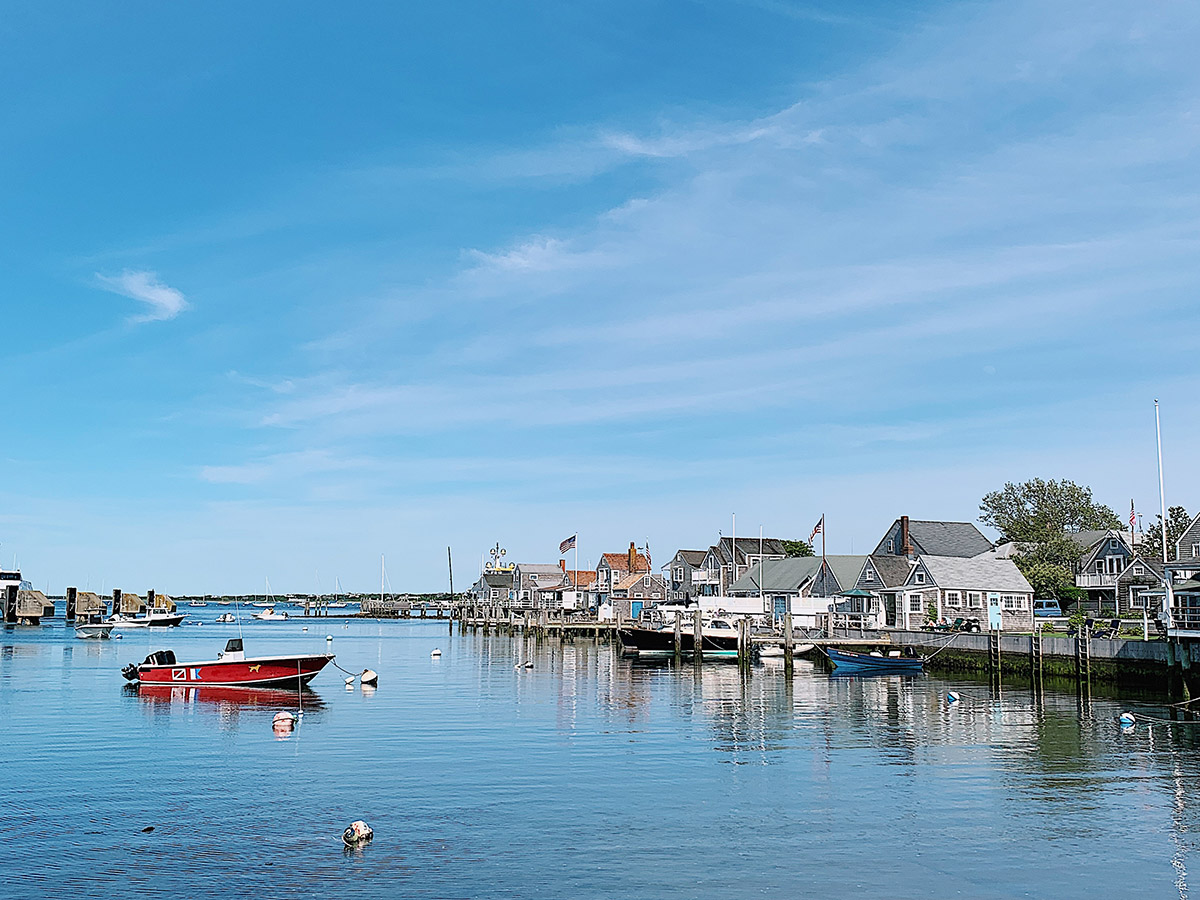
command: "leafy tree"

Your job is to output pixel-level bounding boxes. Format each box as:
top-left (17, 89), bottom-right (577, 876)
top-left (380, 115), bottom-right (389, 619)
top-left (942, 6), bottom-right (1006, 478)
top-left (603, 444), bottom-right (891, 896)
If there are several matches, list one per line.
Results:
top-left (1141, 505), bottom-right (1192, 562)
top-left (782, 540), bottom-right (814, 558)
top-left (1015, 556), bottom-right (1085, 602)
top-left (979, 478), bottom-right (1121, 542)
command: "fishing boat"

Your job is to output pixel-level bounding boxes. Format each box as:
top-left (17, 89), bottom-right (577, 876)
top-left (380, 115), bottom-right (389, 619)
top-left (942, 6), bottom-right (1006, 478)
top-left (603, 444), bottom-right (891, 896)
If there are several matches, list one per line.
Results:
top-left (826, 646), bottom-right (924, 673)
top-left (121, 638), bottom-right (334, 688)
top-left (188, 600), bottom-right (209, 607)
top-left (618, 617), bottom-right (741, 656)
top-left (74, 615), bottom-right (115, 639)
top-left (253, 607), bottom-right (289, 621)
top-left (109, 608), bottom-right (188, 628)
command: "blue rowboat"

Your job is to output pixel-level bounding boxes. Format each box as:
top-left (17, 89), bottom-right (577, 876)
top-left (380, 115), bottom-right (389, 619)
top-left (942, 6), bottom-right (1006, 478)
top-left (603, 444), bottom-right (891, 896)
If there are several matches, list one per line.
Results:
top-left (827, 647), bottom-right (924, 674)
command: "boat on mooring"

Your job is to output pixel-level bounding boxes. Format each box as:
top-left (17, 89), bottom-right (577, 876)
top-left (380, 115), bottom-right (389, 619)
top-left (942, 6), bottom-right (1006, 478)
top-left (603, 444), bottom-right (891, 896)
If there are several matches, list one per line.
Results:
top-left (826, 646), bottom-right (924, 673)
top-left (618, 617), bottom-right (741, 656)
top-left (109, 608), bottom-right (188, 628)
top-left (74, 615), bottom-right (115, 639)
top-left (121, 638), bottom-right (334, 688)
top-left (215, 612), bottom-right (237, 623)
top-left (252, 606), bottom-right (289, 621)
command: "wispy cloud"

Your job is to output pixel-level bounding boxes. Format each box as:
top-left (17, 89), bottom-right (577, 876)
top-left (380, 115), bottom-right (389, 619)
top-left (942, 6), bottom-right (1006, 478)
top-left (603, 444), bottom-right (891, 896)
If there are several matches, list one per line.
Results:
top-left (96, 270), bottom-right (190, 323)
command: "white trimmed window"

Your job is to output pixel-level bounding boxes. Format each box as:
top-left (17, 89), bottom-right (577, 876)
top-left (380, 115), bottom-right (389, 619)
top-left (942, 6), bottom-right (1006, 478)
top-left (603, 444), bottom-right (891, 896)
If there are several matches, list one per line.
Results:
top-left (908, 593), bottom-right (923, 613)
top-left (1134, 564), bottom-right (1145, 575)
top-left (863, 567), bottom-right (875, 581)
top-left (1001, 594), bottom-right (1027, 610)
top-left (887, 540), bottom-right (894, 553)
top-left (914, 571), bottom-right (926, 584)
top-left (946, 591), bottom-right (961, 608)
top-left (967, 592), bottom-right (982, 609)
top-left (1130, 588), bottom-right (1147, 609)
top-left (1193, 543), bottom-right (1200, 558)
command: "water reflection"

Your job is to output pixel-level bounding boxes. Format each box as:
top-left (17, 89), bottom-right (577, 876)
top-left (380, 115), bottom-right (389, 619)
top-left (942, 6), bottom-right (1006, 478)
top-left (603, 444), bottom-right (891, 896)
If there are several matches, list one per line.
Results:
top-left (128, 683), bottom-right (326, 732)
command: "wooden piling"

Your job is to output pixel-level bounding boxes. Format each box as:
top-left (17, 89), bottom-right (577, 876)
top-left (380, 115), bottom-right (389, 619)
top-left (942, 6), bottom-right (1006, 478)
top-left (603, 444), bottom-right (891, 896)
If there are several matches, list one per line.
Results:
top-left (3, 585), bottom-right (16, 624)
top-left (66, 586), bottom-right (78, 622)
top-left (693, 613), bottom-right (703, 661)
top-left (783, 611), bottom-right (794, 675)
top-left (673, 613), bottom-right (682, 658)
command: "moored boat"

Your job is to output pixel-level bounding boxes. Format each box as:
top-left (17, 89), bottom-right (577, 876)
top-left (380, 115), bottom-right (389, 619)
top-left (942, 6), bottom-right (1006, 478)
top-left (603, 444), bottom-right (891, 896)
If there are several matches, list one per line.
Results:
top-left (121, 638), bottom-right (334, 688)
top-left (826, 646), bottom-right (924, 673)
top-left (758, 642), bottom-right (815, 658)
top-left (215, 612), bottom-right (237, 623)
top-left (75, 616), bottom-right (115, 639)
top-left (109, 608), bottom-right (188, 628)
top-left (252, 606), bottom-right (289, 621)
top-left (618, 618), bottom-right (741, 656)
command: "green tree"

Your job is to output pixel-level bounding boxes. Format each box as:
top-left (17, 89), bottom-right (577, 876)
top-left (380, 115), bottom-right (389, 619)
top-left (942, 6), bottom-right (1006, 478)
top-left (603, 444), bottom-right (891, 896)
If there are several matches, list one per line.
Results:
top-left (1141, 505), bottom-right (1192, 562)
top-left (979, 478), bottom-right (1121, 542)
top-left (1014, 556), bottom-right (1085, 602)
top-left (782, 540), bottom-right (814, 558)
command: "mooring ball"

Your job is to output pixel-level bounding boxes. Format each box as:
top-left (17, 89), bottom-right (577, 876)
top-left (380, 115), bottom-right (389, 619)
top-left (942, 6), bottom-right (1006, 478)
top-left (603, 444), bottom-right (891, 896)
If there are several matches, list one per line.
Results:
top-left (326, 635), bottom-right (333, 641)
top-left (947, 692), bottom-right (961, 704)
top-left (273, 711), bottom-right (296, 726)
top-left (345, 676), bottom-right (355, 685)
top-left (361, 668), bottom-right (379, 685)
top-left (1119, 712), bottom-right (1136, 725)
top-left (342, 820), bottom-right (373, 846)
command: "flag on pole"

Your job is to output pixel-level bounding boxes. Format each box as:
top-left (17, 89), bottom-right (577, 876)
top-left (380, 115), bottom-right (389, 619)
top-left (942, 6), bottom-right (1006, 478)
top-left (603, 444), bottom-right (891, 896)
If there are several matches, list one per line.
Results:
top-left (559, 534), bottom-right (577, 554)
top-left (809, 516), bottom-right (824, 544)
top-left (1129, 500), bottom-right (1136, 530)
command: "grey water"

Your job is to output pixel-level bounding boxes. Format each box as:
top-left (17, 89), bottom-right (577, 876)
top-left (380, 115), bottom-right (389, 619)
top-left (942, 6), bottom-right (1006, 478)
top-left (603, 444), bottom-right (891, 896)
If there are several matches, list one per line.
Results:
top-left (1, 616), bottom-right (1196, 899)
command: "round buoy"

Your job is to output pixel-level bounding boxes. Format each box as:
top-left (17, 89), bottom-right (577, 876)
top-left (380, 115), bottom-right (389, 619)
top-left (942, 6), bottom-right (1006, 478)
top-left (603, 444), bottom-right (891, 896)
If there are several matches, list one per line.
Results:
top-left (302, 626), bottom-right (308, 632)
top-left (273, 711), bottom-right (297, 726)
top-left (430, 648), bottom-right (442, 658)
top-left (326, 635), bottom-right (333, 642)
top-left (361, 668), bottom-right (378, 685)
top-left (344, 675), bottom-right (355, 686)
top-left (524, 661), bottom-right (533, 669)
top-left (342, 820), bottom-right (373, 846)
top-left (1119, 712), bottom-right (1136, 726)
top-left (947, 692), bottom-right (961, 704)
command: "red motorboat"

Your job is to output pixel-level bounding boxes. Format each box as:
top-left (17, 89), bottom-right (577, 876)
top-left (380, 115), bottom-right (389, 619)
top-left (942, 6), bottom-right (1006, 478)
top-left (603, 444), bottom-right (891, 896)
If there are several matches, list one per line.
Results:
top-left (121, 638), bottom-right (334, 688)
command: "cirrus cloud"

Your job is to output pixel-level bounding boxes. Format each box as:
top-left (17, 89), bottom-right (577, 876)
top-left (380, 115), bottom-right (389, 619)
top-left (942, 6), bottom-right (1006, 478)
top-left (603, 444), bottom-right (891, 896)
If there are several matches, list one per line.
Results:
top-left (96, 269), bottom-right (190, 323)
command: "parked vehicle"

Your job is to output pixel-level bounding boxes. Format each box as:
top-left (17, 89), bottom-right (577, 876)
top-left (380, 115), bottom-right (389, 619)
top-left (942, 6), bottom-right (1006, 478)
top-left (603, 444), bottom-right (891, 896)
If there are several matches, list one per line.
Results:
top-left (1033, 599), bottom-right (1063, 617)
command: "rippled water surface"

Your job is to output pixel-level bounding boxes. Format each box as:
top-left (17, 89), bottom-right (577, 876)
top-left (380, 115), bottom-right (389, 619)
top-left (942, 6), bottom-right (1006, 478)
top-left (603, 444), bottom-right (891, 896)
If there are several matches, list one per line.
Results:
top-left (2, 615), bottom-right (1197, 899)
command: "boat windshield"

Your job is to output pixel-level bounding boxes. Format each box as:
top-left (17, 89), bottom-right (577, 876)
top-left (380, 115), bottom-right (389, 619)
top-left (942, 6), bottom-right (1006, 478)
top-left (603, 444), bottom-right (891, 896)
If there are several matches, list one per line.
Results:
top-left (225, 638), bottom-right (244, 654)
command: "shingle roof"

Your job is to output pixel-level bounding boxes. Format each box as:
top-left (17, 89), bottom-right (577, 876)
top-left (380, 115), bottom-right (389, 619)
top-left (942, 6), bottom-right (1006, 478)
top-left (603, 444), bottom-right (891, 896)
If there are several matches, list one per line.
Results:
top-left (908, 521), bottom-right (993, 557)
top-left (862, 555), bottom-right (911, 588)
top-left (481, 573), bottom-right (512, 588)
top-left (730, 557), bottom-right (822, 593)
top-left (1067, 530), bottom-right (1112, 552)
top-left (516, 563), bottom-right (565, 575)
top-left (823, 555), bottom-right (868, 592)
top-left (915, 556), bottom-right (1033, 593)
top-left (601, 552), bottom-right (650, 573)
top-left (567, 570), bottom-right (596, 587)
top-left (614, 572), bottom-right (662, 591)
top-left (675, 549), bottom-right (707, 566)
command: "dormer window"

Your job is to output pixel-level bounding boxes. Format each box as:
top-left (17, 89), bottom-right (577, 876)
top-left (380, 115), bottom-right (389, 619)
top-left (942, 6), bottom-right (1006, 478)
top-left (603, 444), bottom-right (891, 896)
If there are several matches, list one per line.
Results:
top-left (863, 567), bottom-right (874, 581)
top-left (886, 540), bottom-right (894, 553)
top-left (914, 571), bottom-right (926, 584)
top-left (1134, 565), bottom-right (1145, 576)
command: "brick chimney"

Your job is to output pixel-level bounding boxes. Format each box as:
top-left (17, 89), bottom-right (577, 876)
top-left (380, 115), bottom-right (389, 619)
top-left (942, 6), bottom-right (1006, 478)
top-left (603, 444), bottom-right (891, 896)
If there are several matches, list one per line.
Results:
top-left (900, 516), bottom-right (913, 556)
top-left (628, 542), bottom-right (637, 572)
top-left (559, 559), bottom-right (566, 573)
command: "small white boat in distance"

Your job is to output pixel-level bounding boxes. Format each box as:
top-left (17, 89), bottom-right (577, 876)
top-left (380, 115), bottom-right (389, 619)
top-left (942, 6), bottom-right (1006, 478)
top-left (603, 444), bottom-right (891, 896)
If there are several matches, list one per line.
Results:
top-left (758, 643), bottom-right (816, 658)
top-left (215, 612), bottom-right (237, 623)
top-left (253, 607), bottom-right (289, 621)
top-left (75, 616), bottom-right (115, 639)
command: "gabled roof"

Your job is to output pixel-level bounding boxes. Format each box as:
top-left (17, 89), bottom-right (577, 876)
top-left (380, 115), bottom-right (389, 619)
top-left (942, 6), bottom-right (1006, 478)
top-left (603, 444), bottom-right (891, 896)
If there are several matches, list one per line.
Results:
top-left (910, 556), bottom-right (1032, 593)
top-left (566, 570), bottom-right (597, 587)
top-left (673, 549), bottom-right (707, 566)
top-left (480, 572), bottom-right (512, 588)
top-left (600, 552), bottom-right (650, 573)
top-left (907, 520), bottom-right (993, 557)
top-left (718, 536), bottom-right (788, 561)
top-left (1066, 530), bottom-right (1113, 553)
top-left (860, 555), bottom-right (911, 588)
top-left (614, 572), bottom-right (662, 591)
top-left (730, 557), bottom-right (822, 593)
top-left (1118, 555), bottom-right (1165, 580)
top-left (822, 555), bottom-right (869, 592)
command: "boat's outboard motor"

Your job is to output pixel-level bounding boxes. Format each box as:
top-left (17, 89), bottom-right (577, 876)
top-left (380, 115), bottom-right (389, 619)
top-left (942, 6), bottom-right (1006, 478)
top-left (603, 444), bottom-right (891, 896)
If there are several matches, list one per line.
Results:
top-left (121, 662), bottom-right (140, 681)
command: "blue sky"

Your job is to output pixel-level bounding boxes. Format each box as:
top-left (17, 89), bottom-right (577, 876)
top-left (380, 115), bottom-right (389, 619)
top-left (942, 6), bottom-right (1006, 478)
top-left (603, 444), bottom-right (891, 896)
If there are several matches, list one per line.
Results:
top-left (3, 1), bottom-right (1199, 594)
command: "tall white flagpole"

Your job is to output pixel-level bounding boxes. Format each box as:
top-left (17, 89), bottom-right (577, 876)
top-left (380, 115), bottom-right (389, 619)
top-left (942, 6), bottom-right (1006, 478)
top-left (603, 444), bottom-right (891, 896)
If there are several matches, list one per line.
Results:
top-left (1156, 400), bottom-right (1173, 628)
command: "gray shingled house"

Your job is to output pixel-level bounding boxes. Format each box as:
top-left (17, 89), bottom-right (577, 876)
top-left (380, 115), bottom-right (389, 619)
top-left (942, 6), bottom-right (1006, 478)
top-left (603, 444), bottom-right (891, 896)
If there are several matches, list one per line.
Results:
top-left (873, 516), bottom-right (994, 559)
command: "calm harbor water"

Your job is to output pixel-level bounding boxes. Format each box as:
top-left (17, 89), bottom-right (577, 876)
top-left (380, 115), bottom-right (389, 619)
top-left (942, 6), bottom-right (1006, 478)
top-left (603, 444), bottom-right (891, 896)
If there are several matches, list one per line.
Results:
top-left (1, 614), bottom-right (1197, 899)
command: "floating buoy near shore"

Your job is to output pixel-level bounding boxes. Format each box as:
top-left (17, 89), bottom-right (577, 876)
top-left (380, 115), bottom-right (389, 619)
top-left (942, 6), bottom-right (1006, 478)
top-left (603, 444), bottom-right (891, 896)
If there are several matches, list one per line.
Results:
top-left (302, 627), bottom-right (308, 632)
top-left (273, 711), bottom-right (297, 727)
top-left (361, 668), bottom-right (378, 685)
top-left (430, 648), bottom-right (442, 658)
top-left (326, 635), bottom-right (333, 642)
top-left (345, 675), bottom-right (355, 686)
top-left (524, 661), bottom-right (533, 669)
top-left (947, 692), bottom-right (961, 704)
top-left (342, 820), bottom-right (373, 847)
top-left (1119, 712), bottom-right (1136, 726)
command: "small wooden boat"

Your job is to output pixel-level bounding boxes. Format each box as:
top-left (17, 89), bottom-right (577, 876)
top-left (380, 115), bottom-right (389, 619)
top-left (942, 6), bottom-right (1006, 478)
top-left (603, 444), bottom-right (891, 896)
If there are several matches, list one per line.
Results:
top-left (826, 646), bottom-right (923, 673)
top-left (121, 638), bottom-right (334, 688)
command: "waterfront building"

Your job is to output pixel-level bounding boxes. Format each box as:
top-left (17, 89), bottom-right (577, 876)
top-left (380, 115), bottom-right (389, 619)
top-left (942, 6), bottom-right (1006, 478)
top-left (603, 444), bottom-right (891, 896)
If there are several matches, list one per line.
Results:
top-left (1067, 530), bottom-right (1135, 614)
top-left (470, 571), bottom-right (514, 604)
top-left (595, 544), bottom-right (650, 605)
top-left (610, 572), bottom-right (667, 619)
top-left (852, 555), bottom-right (915, 627)
top-left (873, 516), bottom-right (994, 559)
top-left (512, 563), bottom-right (565, 609)
top-left (663, 549), bottom-right (707, 602)
top-left (696, 536), bottom-right (788, 596)
top-left (899, 555), bottom-right (1034, 631)
top-left (1114, 554), bottom-right (1166, 616)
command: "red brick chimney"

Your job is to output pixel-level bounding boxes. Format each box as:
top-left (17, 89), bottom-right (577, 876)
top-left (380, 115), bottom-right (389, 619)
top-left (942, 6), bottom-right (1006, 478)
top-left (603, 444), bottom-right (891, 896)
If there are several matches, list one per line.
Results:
top-left (900, 516), bottom-right (912, 555)
top-left (559, 559), bottom-right (566, 573)
top-left (628, 542), bottom-right (637, 572)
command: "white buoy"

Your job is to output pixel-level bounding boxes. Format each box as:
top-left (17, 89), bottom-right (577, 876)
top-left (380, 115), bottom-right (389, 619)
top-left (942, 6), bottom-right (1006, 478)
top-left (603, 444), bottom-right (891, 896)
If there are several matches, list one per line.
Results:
top-left (361, 668), bottom-right (378, 685)
top-left (302, 626), bottom-right (308, 632)
top-left (947, 692), bottom-right (961, 704)
top-left (345, 675), bottom-right (356, 686)
top-left (524, 661), bottom-right (533, 669)
top-left (273, 711), bottom-right (297, 726)
top-left (1119, 712), bottom-right (1136, 726)
top-left (431, 648), bottom-right (442, 658)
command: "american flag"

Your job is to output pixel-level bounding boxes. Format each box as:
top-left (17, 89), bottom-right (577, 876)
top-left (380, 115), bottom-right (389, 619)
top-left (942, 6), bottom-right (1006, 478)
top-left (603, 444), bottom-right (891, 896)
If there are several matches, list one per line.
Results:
top-left (809, 516), bottom-right (824, 543)
top-left (1130, 500), bottom-right (1136, 530)
top-left (559, 534), bottom-right (577, 554)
